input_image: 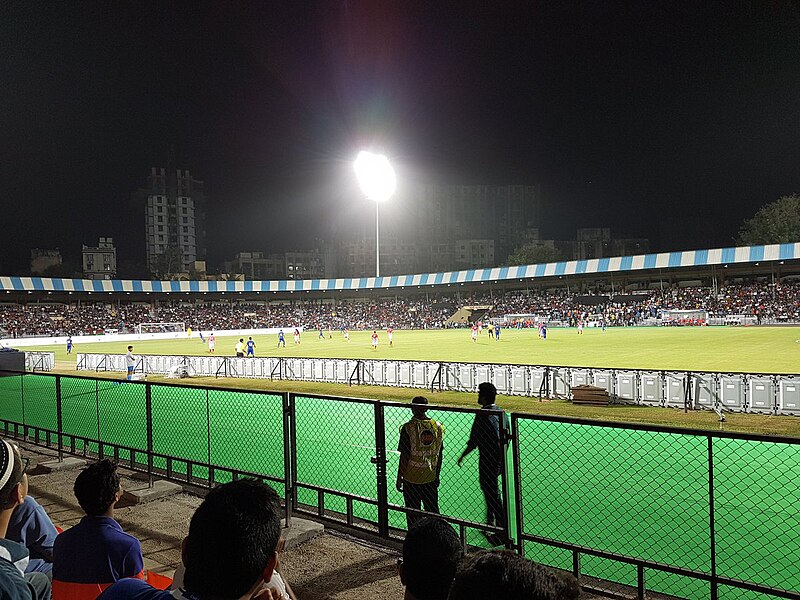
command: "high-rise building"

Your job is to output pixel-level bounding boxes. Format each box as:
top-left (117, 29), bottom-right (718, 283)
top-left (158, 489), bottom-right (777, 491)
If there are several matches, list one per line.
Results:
top-left (30, 249), bottom-right (62, 275)
top-left (412, 184), bottom-right (541, 270)
top-left (225, 252), bottom-right (286, 280)
top-left (82, 237), bottom-right (116, 279)
top-left (339, 236), bottom-right (418, 278)
top-left (453, 239), bottom-right (495, 269)
top-left (139, 168), bottom-right (207, 276)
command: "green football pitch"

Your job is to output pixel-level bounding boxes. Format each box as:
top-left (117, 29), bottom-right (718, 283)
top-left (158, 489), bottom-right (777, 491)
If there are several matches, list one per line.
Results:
top-left (0, 370), bottom-right (797, 599)
top-left (21, 325), bottom-right (800, 373)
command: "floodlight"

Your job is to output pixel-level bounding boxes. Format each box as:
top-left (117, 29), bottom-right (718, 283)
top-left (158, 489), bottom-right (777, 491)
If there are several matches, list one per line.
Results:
top-left (354, 150), bottom-right (397, 277)
top-left (354, 151), bottom-right (396, 203)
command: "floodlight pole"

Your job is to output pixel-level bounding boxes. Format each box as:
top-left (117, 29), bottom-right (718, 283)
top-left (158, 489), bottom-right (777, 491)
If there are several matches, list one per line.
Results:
top-left (376, 200), bottom-right (380, 278)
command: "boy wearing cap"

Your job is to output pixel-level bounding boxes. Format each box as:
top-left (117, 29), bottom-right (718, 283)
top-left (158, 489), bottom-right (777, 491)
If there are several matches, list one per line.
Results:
top-left (0, 440), bottom-right (52, 600)
top-left (396, 397), bottom-right (445, 528)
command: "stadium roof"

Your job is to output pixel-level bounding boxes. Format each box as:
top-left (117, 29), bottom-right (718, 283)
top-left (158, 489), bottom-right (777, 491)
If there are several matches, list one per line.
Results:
top-left (2, 242), bottom-right (798, 294)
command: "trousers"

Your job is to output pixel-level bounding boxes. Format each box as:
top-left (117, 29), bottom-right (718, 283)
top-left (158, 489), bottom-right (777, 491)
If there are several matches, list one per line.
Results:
top-left (403, 480), bottom-right (440, 528)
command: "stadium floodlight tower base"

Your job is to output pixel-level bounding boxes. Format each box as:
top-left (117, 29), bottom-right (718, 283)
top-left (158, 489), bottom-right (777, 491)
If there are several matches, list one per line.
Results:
top-left (354, 150), bottom-right (396, 278)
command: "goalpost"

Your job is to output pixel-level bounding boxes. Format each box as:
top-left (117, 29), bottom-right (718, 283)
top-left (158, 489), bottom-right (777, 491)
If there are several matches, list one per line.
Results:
top-left (660, 309), bottom-right (707, 325)
top-left (136, 322), bottom-right (186, 334)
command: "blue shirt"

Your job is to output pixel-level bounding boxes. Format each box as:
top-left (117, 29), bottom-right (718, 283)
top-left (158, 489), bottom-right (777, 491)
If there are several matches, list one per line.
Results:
top-left (53, 516), bottom-right (144, 584)
top-left (7, 496), bottom-right (57, 574)
top-left (0, 539), bottom-right (34, 600)
top-left (246, 341), bottom-right (255, 351)
top-left (98, 579), bottom-right (171, 600)
top-left (466, 404), bottom-right (510, 467)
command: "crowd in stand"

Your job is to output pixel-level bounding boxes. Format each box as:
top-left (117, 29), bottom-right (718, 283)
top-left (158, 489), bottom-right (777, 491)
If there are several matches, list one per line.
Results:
top-left (0, 438), bottom-right (581, 600)
top-left (1, 280), bottom-right (799, 337)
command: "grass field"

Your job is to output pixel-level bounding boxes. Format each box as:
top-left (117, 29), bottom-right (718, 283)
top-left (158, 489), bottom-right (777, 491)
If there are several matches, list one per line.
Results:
top-left (20, 325), bottom-right (800, 372)
top-left (16, 325), bottom-right (800, 436)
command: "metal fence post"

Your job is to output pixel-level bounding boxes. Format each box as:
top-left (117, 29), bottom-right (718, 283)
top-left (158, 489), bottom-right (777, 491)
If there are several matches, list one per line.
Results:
top-left (684, 371), bottom-right (692, 413)
top-left (511, 414), bottom-right (525, 554)
top-left (20, 375), bottom-right (25, 440)
top-left (707, 436), bottom-right (718, 600)
top-left (95, 379), bottom-right (102, 458)
top-left (55, 375), bottom-right (63, 461)
top-left (288, 393), bottom-right (298, 513)
top-left (373, 402), bottom-right (389, 538)
top-left (145, 382), bottom-right (154, 488)
top-left (545, 366), bottom-right (551, 399)
top-left (282, 392), bottom-right (293, 528)
top-left (499, 410), bottom-right (512, 548)
top-left (206, 389), bottom-right (213, 486)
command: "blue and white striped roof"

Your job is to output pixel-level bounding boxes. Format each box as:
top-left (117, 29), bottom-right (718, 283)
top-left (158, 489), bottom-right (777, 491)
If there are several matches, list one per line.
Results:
top-left (1, 242), bottom-right (798, 294)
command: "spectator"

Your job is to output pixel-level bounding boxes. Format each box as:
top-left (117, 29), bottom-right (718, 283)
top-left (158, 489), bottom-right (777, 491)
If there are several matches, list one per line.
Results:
top-left (0, 440), bottom-right (51, 600)
top-left (97, 479), bottom-right (294, 600)
top-left (457, 382), bottom-right (509, 545)
top-left (399, 517), bottom-right (462, 600)
top-left (396, 397), bottom-right (445, 528)
top-left (53, 460), bottom-right (144, 599)
top-left (7, 494), bottom-right (58, 575)
top-left (447, 550), bottom-right (581, 600)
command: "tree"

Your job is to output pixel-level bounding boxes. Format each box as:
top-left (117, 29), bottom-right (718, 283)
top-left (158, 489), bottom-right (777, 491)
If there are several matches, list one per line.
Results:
top-left (736, 195), bottom-right (800, 245)
top-left (150, 247), bottom-right (185, 279)
top-left (507, 243), bottom-right (562, 266)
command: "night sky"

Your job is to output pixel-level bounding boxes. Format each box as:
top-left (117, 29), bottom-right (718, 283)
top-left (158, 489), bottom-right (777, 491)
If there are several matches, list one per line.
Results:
top-left (2, 1), bottom-right (799, 274)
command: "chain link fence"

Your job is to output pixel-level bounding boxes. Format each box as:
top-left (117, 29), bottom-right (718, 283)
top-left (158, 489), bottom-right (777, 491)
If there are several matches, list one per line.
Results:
top-left (0, 369), bottom-right (797, 599)
top-left (511, 415), bottom-right (800, 599)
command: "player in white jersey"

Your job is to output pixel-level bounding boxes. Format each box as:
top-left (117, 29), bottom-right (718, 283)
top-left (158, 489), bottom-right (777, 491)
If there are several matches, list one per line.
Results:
top-left (125, 346), bottom-right (136, 380)
top-left (208, 333), bottom-right (216, 353)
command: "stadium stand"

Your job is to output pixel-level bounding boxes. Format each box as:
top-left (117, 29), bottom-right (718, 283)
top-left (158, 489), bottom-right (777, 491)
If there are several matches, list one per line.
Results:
top-left (1, 280), bottom-right (799, 337)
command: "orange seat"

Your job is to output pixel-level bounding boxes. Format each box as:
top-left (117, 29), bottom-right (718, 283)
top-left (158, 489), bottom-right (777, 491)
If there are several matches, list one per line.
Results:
top-left (53, 571), bottom-right (145, 600)
top-left (145, 572), bottom-right (173, 591)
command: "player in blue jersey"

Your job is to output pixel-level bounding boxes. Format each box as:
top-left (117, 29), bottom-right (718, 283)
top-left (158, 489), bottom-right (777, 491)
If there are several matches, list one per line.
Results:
top-left (246, 336), bottom-right (256, 357)
top-left (66, 336), bottom-right (73, 354)
top-left (277, 330), bottom-right (286, 348)
top-left (494, 324), bottom-right (501, 340)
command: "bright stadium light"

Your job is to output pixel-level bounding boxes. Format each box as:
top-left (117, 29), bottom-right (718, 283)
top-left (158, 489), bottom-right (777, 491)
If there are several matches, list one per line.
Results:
top-left (354, 150), bottom-right (396, 277)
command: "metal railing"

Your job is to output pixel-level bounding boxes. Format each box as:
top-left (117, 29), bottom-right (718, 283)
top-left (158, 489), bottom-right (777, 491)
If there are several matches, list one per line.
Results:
top-left (76, 353), bottom-right (800, 416)
top-left (1, 369), bottom-right (798, 599)
top-left (23, 352), bottom-right (55, 372)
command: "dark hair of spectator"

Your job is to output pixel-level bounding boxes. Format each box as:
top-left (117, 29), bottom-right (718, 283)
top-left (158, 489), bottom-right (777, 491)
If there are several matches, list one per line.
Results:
top-left (0, 443), bottom-right (24, 510)
top-left (403, 517), bottom-right (464, 600)
top-left (183, 479), bottom-right (282, 600)
top-left (448, 550), bottom-right (581, 600)
top-left (74, 459), bottom-right (121, 516)
top-left (478, 382), bottom-right (497, 404)
top-left (127, 345), bottom-right (133, 351)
